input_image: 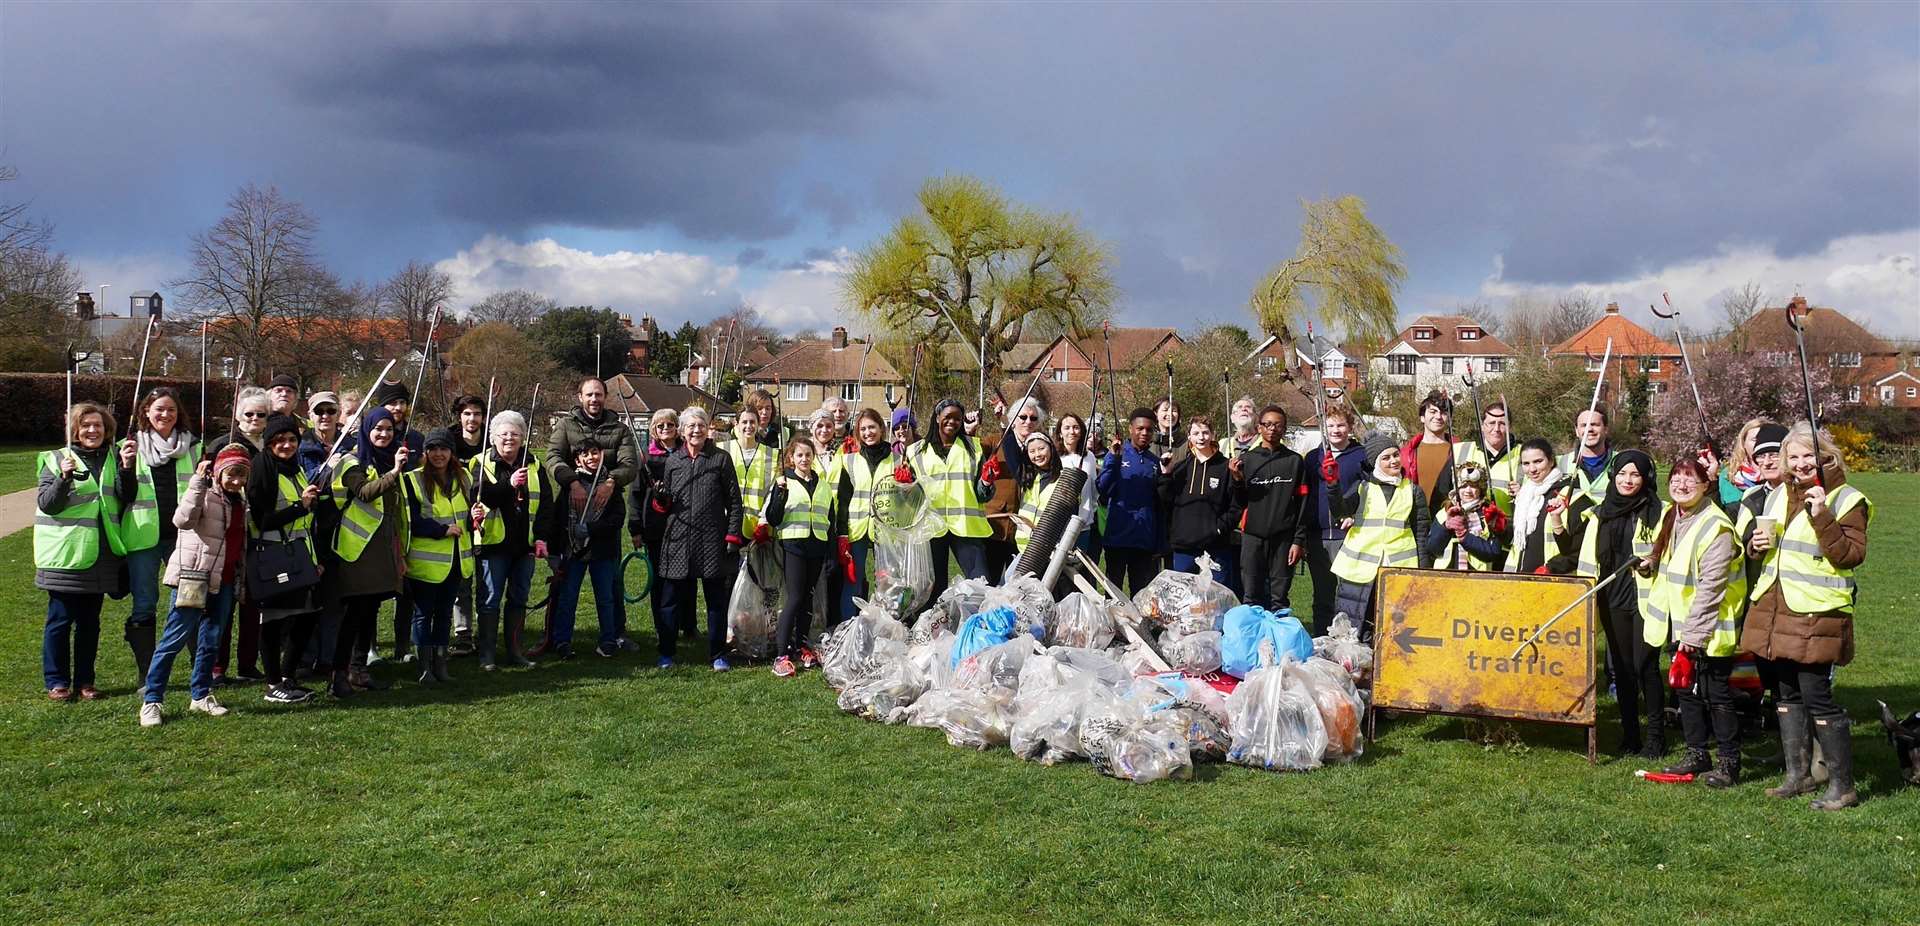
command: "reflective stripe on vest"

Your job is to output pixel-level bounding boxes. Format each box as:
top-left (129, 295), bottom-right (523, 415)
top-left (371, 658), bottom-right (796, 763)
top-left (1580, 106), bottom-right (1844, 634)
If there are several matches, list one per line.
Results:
top-left (1015, 476), bottom-right (1058, 547)
top-left (840, 450), bottom-right (897, 542)
top-left (909, 438), bottom-right (988, 539)
top-left (404, 470), bottom-right (473, 583)
top-left (252, 471), bottom-right (316, 565)
top-left (1331, 480), bottom-right (1419, 584)
top-left (331, 464), bottom-right (387, 563)
top-left (724, 439), bottom-right (777, 535)
top-left (775, 474), bottom-right (834, 542)
top-left (1748, 483), bottom-right (1871, 614)
top-left (1645, 504), bottom-right (1747, 655)
top-left (471, 452), bottom-right (543, 548)
top-left (34, 448), bottom-right (128, 570)
top-left (123, 444), bottom-right (197, 551)
top-left (1575, 501), bottom-right (1663, 611)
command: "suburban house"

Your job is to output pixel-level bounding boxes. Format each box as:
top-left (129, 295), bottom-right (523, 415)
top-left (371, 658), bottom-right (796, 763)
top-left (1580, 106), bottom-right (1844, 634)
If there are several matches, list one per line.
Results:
top-left (622, 315), bottom-right (659, 374)
top-left (1247, 335), bottom-right (1367, 396)
top-left (1371, 314), bottom-right (1518, 398)
top-left (938, 326), bottom-right (1183, 420)
top-left (743, 327), bottom-right (905, 427)
top-left (1729, 297), bottom-right (1920, 408)
top-left (1547, 303), bottom-right (1682, 403)
top-left (604, 373), bottom-right (735, 429)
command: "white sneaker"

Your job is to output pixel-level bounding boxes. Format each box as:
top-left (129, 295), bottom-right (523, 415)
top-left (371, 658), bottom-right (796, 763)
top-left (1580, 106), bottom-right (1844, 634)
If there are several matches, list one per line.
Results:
top-left (189, 695), bottom-right (230, 717)
top-left (139, 702), bottom-right (163, 727)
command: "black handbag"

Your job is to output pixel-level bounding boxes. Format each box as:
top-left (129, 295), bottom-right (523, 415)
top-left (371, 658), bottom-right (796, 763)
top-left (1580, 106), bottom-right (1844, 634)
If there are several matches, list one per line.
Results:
top-left (247, 536), bottom-right (320, 600)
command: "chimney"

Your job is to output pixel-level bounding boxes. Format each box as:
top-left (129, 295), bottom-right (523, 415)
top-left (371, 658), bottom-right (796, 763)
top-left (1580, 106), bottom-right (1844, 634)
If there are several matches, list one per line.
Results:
top-left (1604, 302), bottom-right (1621, 315)
top-left (75, 291), bottom-right (96, 320)
top-left (831, 326), bottom-right (848, 350)
top-left (1788, 295), bottom-right (1809, 312)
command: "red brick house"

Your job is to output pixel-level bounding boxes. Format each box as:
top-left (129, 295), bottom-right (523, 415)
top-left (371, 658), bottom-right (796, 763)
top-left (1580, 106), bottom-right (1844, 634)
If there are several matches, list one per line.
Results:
top-left (1547, 303), bottom-right (1682, 403)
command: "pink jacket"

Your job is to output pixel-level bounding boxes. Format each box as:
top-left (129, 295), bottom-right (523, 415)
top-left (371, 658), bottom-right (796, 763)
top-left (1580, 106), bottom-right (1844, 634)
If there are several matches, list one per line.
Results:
top-left (164, 474), bottom-right (247, 594)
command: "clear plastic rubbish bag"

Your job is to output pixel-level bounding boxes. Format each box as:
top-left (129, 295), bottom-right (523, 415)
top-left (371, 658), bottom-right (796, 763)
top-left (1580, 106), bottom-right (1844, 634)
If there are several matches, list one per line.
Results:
top-left (1298, 656), bottom-right (1367, 761)
top-left (1106, 715), bottom-right (1195, 783)
top-left (1009, 674), bottom-right (1104, 765)
top-left (1221, 605), bottom-right (1313, 679)
top-left (905, 687), bottom-right (1013, 750)
top-left (1131, 552), bottom-right (1238, 629)
top-left (726, 541), bottom-right (782, 660)
top-left (951, 605), bottom-right (1018, 669)
top-left (908, 608), bottom-right (951, 647)
top-left (836, 636), bottom-right (921, 723)
top-left (1162, 629), bottom-right (1224, 675)
top-left (950, 635), bottom-right (1041, 695)
top-left (907, 630), bottom-right (957, 692)
top-left (1313, 613), bottom-right (1374, 687)
top-left (871, 520), bottom-right (934, 623)
top-left (821, 601), bottom-right (909, 691)
top-left (1164, 706), bottom-right (1230, 761)
top-left (1224, 645), bottom-right (1328, 772)
top-left (936, 577), bottom-right (995, 630)
top-left (991, 575), bottom-right (1058, 642)
top-left (1053, 592), bottom-right (1118, 650)
top-left (870, 474), bottom-right (932, 534)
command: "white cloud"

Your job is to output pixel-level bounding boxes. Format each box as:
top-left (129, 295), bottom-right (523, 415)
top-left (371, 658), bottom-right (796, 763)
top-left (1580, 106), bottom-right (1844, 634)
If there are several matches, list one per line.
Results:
top-left (742, 248), bottom-right (854, 332)
top-left (67, 253), bottom-right (188, 314)
top-left (435, 235), bottom-right (742, 324)
top-left (1480, 230), bottom-right (1920, 338)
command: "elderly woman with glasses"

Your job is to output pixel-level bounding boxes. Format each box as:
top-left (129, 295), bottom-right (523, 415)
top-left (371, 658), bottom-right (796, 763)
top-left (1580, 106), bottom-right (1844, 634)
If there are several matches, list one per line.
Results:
top-left (631, 408), bottom-right (685, 647)
top-left (652, 407), bottom-right (745, 670)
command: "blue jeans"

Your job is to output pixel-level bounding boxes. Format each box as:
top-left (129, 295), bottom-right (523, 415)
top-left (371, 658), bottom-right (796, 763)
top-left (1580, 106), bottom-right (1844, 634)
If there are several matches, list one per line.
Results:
top-left (408, 576), bottom-right (458, 647)
top-left (477, 553), bottom-right (536, 618)
top-left (43, 592), bottom-right (104, 690)
top-left (125, 539), bottom-right (174, 628)
top-left (1173, 545), bottom-right (1237, 591)
top-left (835, 538), bottom-right (871, 624)
top-left (552, 555), bottom-right (621, 648)
top-left (146, 583), bottom-right (235, 703)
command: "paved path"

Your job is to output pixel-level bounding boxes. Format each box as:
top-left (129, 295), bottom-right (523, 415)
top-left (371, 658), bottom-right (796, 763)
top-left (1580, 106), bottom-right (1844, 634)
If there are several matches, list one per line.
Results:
top-left (0, 488), bottom-right (36, 538)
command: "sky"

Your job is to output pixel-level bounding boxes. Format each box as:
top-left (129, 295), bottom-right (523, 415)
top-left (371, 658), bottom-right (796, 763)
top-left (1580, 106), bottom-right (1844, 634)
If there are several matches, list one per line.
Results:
top-left (4, 1), bottom-right (1917, 341)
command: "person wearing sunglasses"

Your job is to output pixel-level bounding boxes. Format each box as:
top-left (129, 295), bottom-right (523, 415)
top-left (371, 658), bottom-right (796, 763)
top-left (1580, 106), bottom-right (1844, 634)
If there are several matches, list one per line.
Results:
top-left (204, 387), bottom-right (272, 463)
top-left (983, 396), bottom-right (1048, 582)
top-left (295, 392), bottom-right (344, 481)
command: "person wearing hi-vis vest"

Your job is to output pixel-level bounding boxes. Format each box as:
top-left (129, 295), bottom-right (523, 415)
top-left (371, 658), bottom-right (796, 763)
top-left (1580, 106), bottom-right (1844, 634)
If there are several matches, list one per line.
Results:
top-left (1013, 433), bottom-right (1062, 555)
top-left (1329, 432), bottom-right (1433, 643)
top-left (1454, 399), bottom-right (1518, 516)
top-left (36, 402), bottom-right (137, 702)
top-left (1556, 449), bottom-right (1666, 759)
top-left (249, 415), bottom-right (328, 705)
top-left (323, 408), bottom-right (410, 697)
top-left (1559, 408), bottom-right (1615, 508)
top-left (1740, 423), bottom-right (1872, 811)
top-left (471, 410), bottom-right (558, 672)
top-left (833, 408), bottom-right (898, 620)
top-left (1644, 456), bottom-right (1747, 788)
top-left (123, 387), bottom-right (200, 690)
top-left (722, 405), bottom-right (779, 544)
top-left (404, 429), bottom-right (475, 686)
top-left (1503, 438), bottom-right (1565, 575)
top-left (765, 437), bottom-right (843, 678)
top-left (906, 399), bottom-right (994, 604)
top-left (1422, 461), bottom-right (1508, 572)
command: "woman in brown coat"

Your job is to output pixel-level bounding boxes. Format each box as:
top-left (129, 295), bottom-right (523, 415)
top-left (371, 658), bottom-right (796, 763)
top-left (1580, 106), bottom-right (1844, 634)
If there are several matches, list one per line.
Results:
top-left (1739, 423), bottom-right (1872, 810)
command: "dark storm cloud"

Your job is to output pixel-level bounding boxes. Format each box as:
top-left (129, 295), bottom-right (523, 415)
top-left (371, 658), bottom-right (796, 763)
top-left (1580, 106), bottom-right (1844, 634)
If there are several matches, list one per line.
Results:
top-left (735, 247), bottom-right (769, 268)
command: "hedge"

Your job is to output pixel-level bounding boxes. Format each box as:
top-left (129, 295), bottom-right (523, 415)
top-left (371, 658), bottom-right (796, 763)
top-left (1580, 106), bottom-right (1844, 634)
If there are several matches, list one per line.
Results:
top-left (0, 373), bottom-right (237, 445)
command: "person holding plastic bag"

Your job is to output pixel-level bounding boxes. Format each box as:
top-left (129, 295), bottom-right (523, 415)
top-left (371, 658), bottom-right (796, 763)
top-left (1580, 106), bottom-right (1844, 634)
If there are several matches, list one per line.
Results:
top-left (1646, 456), bottom-right (1745, 788)
top-left (1158, 417), bottom-right (1244, 590)
top-left (766, 438), bottom-right (844, 677)
top-left (904, 399), bottom-right (993, 603)
top-left (832, 408), bottom-right (896, 621)
top-left (1013, 433), bottom-right (1062, 554)
top-left (1556, 449), bottom-right (1665, 758)
top-left (1329, 432), bottom-right (1432, 642)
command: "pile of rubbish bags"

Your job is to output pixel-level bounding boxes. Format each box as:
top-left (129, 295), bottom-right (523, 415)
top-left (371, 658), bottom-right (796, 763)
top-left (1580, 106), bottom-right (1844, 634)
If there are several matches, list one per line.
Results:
top-left (821, 548), bottom-right (1374, 784)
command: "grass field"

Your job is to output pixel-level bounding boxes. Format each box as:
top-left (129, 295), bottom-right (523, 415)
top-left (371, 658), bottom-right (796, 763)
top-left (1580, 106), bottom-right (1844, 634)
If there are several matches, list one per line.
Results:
top-left (1, 443), bottom-right (42, 494)
top-left (1, 476), bottom-right (1914, 925)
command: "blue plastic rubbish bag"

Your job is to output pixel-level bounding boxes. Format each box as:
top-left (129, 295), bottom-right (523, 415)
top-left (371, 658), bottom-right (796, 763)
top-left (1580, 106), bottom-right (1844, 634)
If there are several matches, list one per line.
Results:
top-left (951, 605), bottom-right (1018, 669)
top-left (1220, 605), bottom-right (1312, 679)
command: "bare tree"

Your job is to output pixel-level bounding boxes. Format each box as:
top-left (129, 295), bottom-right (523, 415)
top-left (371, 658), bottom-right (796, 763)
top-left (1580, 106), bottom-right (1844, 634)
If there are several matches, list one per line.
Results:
top-left (1453, 298), bottom-right (1502, 337)
top-left (1721, 280), bottom-right (1765, 348)
top-left (171, 184), bottom-right (332, 375)
top-left (1499, 292), bottom-right (1555, 355)
top-left (1543, 290), bottom-right (1603, 348)
top-left (467, 288), bottom-right (556, 327)
top-left (0, 165), bottom-right (84, 369)
top-left (380, 259), bottom-right (455, 349)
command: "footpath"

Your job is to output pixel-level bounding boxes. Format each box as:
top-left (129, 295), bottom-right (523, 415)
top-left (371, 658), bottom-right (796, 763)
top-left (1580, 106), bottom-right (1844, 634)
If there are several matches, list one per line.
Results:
top-left (0, 489), bottom-right (35, 538)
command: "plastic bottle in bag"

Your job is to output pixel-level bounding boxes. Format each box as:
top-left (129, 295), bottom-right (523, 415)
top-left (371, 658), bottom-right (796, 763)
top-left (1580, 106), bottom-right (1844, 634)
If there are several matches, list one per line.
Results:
top-left (1053, 592), bottom-right (1118, 650)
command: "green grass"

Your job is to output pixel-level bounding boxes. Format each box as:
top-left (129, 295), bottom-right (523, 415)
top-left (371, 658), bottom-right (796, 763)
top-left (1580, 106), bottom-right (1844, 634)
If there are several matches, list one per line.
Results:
top-left (1, 443), bottom-right (41, 494)
top-left (1, 478), bottom-right (1915, 925)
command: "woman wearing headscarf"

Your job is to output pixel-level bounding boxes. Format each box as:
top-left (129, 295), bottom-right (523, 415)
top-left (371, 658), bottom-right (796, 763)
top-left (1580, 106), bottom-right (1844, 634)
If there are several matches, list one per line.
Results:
top-left (1740, 423), bottom-right (1871, 810)
top-left (249, 414), bottom-right (327, 704)
top-left (471, 410), bottom-right (557, 671)
top-left (1557, 448), bottom-right (1666, 758)
top-left (37, 402), bottom-right (137, 702)
top-left (323, 408), bottom-right (410, 696)
top-left (123, 387), bottom-right (199, 687)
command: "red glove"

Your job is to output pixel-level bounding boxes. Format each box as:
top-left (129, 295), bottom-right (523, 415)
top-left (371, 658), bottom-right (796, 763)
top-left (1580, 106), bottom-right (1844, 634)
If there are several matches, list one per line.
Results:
top-left (842, 435), bottom-right (857, 454)
top-left (837, 537), bottom-right (856, 583)
top-left (893, 462), bottom-right (914, 484)
top-left (752, 522), bottom-right (772, 544)
top-left (1320, 451), bottom-right (1339, 486)
top-left (1532, 565), bottom-right (1550, 575)
top-left (979, 455), bottom-right (1003, 484)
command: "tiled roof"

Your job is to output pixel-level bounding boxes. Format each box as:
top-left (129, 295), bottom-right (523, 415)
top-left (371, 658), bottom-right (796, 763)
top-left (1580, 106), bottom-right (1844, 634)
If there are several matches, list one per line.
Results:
top-left (606, 373), bottom-right (736, 416)
top-left (1068, 327), bottom-right (1182, 370)
top-left (747, 338), bottom-right (903, 383)
top-left (1730, 302), bottom-right (1892, 354)
top-left (1548, 308), bottom-right (1678, 357)
top-left (1378, 315), bottom-right (1515, 357)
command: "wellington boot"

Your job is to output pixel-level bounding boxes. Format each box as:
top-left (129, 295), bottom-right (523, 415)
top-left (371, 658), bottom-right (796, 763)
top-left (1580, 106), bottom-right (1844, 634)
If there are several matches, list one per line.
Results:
top-left (477, 609), bottom-right (500, 671)
top-left (417, 647), bottom-right (437, 686)
top-left (1765, 704), bottom-right (1818, 798)
top-left (126, 622), bottom-right (157, 695)
top-left (1808, 716), bottom-right (1859, 810)
top-left (504, 606), bottom-right (535, 667)
top-left (432, 646), bottom-right (453, 683)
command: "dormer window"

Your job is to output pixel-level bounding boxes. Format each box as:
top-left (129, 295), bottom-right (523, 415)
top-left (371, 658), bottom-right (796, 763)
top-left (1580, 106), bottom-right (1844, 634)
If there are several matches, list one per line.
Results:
top-left (1413, 328), bottom-right (1435, 341)
top-left (1458, 328), bottom-right (1480, 341)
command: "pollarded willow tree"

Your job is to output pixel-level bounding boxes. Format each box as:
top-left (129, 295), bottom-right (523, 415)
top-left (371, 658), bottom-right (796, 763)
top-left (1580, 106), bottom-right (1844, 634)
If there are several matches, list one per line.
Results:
top-left (1250, 195), bottom-right (1406, 350)
top-left (844, 175), bottom-right (1116, 407)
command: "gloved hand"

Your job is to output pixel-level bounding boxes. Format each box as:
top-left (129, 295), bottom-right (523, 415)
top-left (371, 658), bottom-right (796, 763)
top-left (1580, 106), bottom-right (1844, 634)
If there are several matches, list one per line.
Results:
top-left (752, 522), bottom-right (772, 545)
top-left (979, 455), bottom-right (1003, 484)
top-left (893, 462), bottom-right (914, 484)
top-left (837, 537), bottom-right (856, 583)
top-left (842, 435), bottom-right (857, 455)
top-left (1320, 452), bottom-right (1339, 486)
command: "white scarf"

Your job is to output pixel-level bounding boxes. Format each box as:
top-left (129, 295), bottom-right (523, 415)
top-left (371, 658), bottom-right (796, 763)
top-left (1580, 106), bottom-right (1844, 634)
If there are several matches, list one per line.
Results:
top-left (1508, 475), bottom-right (1552, 572)
top-left (137, 429), bottom-right (196, 468)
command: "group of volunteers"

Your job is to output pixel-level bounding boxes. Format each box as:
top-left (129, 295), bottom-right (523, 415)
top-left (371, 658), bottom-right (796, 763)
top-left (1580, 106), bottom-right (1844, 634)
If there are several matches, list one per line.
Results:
top-left (34, 369), bottom-right (1874, 808)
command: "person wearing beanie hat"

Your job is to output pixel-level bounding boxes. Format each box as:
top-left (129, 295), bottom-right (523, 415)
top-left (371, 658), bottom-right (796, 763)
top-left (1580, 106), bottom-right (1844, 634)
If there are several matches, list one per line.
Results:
top-left (1329, 428), bottom-right (1433, 642)
top-left (267, 374), bottom-right (300, 417)
top-left (248, 414), bottom-right (326, 704)
top-left (1716, 418), bottom-right (1778, 506)
top-left (403, 427), bottom-right (475, 684)
top-left (140, 448), bottom-right (252, 724)
top-left (1423, 460), bottom-right (1508, 572)
top-left (890, 408), bottom-right (918, 449)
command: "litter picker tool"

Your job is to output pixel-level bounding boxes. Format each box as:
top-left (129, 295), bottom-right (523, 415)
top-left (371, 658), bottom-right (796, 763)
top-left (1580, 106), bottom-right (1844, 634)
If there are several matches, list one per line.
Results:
top-left (199, 321), bottom-right (208, 439)
top-left (1462, 359), bottom-right (1483, 444)
top-left (313, 358), bottom-right (400, 488)
top-left (1508, 559), bottom-right (1638, 661)
top-left (485, 375), bottom-right (496, 420)
top-left (124, 314), bottom-right (158, 441)
top-left (1220, 368), bottom-right (1232, 439)
top-left (1163, 360), bottom-right (1175, 448)
top-left (1650, 293), bottom-right (1721, 460)
top-left (1102, 321), bottom-right (1120, 438)
top-left (520, 382), bottom-right (542, 504)
top-left (857, 334), bottom-right (873, 408)
top-left (411, 304), bottom-right (442, 415)
top-left (1587, 337), bottom-right (1613, 413)
top-left (1784, 299), bottom-right (1826, 491)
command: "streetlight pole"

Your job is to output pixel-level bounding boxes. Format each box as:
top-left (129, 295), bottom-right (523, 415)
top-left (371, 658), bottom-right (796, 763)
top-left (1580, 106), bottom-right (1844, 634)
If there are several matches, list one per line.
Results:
top-left (98, 283), bottom-right (111, 317)
top-left (596, 332), bottom-right (603, 380)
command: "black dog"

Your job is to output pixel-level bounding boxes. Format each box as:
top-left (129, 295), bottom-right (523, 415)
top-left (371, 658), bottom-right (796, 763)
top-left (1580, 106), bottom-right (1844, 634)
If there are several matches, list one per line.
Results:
top-left (1880, 701), bottom-right (1920, 787)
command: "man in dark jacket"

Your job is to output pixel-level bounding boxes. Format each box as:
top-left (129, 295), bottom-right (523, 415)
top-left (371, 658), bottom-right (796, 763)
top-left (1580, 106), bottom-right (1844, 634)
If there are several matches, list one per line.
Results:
top-left (545, 378), bottom-right (638, 512)
top-left (1232, 405), bottom-right (1309, 610)
top-left (1158, 416), bottom-right (1244, 589)
top-left (1098, 407), bottom-right (1164, 595)
top-left (1302, 404), bottom-right (1367, 634)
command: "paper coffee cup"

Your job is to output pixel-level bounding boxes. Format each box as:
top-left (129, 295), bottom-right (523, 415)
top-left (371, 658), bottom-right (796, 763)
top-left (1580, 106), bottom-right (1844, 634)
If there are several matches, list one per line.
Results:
top-left (1755, 516), bottom-right (1776, 537)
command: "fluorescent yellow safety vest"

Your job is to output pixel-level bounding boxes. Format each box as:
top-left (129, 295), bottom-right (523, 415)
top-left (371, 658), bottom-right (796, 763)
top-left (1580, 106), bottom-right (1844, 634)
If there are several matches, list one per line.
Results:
top-left (1575, 499), bottom-right (1665, 614)
top-left (723, 438), bottom-right (778, 536)
top-left (404, 470), bottom-right (472, 583)
top-left (1748, 483), bottom-right (1871, 615)
top-left (908, 437), bottom-right (989, 539)
top-left (331, 463), bottom-right (391, 563)
top-left (34, 448), bottom-right (128, 570)
top-left (1646, 503), bottom-right (1747, 654)
top-left (1435, 507), bottom-right (1501, 573)
top-left (470, 451), bottom-right (543, 548)
top-left (1558, 449), bottom-right (1615, 508)
top-left (1015, 475), bottom-right (1059, 550)
top-left (837, 448), bottom-right (899, 542)
top-left (1331, 480), bottom-right (1419, 584)
top-left (1455, 441), bottom-right (1519, 516)
top-left (774, 473), bottom-right (835, 542)
top-left (123, 441), bottom-right (198, 552)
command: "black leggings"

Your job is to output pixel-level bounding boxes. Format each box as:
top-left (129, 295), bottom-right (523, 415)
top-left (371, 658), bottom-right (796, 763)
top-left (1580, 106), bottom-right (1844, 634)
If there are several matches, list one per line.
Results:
top-left (1598, 600), bottom-right (1663, 741)
top-left (1774, 658), bottom-right (1844, 720)
top-left (334, 594), bottom-right (387, 671)
top-left (777, 547), bottom-right (830, 658)
top-left (1678, 653), bottom-right (1741, 757)
top-left (1102, 546), bottom-right (1159, 597)
top-left (260, 613), bottom-right (316, 685)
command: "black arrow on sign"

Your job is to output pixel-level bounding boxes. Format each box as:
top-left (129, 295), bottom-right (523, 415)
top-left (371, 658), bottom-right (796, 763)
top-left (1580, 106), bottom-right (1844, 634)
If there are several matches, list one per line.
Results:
top-left (1393, 624), bottom-right (1443, 655)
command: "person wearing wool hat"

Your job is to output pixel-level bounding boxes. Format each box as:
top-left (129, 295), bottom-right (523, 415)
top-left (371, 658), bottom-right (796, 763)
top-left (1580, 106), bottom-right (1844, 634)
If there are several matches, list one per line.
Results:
top-left (403, 428), bottom-right (475, 685)
top-left (1423, 460), bottom-right (1508, 572)
top-left (249, 414), bottom-right (327, 704)
top-left (890, 408), bottom-right (918, 451)
top-left (1329, 430), bottom-right (1433, 642)
top-left (139, 446), bottom-right (251, 725)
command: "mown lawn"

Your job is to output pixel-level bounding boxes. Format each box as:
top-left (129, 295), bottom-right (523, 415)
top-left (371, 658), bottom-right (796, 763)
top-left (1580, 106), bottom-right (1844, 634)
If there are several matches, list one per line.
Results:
top-left (1, 443), bottom-right (42, 494)
top-left (0, 476), bottom-right (1914, 925)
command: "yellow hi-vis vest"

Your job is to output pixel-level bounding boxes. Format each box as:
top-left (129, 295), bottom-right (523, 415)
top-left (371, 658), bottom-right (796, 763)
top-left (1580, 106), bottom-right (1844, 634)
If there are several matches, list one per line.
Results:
top-left (838, 448), bottom-right (898, 542)
top-left (331, 463), bottom-right (390, 563)
top-left (1646, 503), bottom-right (1747, 654)
top-left (404, 471), bottom-right (472, 583)
top-left (1455, 440), bottom-right (1519, 516)
top-left (1435, 508), bottom-right (1501, 573)
top-left (34, 448), bottom-right (128, 570)
top-left (470, 451), bottom-right (543, 548)
top-left (1748, 483), bottom-right (1871, 615)
top-left (1558, 449), bottom-right (1615, 508)
top-left (908, 437), bottom-right (989, 539)
top-left (723, 439), bottom-right (777, 536)
top-left (774, 473), bottom-right (835, 542)
top-left (1015, 475), bottom-right (1059, 550)
top-left (123, 441), bottom-right (198, 552)
top-left (1575, 500), bottom-right (1665, 615)
top-left (1331, 480), bottom-right (1419, 584)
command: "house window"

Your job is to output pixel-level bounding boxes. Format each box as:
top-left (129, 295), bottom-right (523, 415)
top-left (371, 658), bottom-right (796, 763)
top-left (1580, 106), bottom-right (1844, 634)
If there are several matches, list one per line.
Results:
top-left (1440, 357), bottom-right (1455, 375)
top-left (785, 382), bottom-right (808, 402)
top-left (1649, 381), bottom-right (1666, 394)
top-left (1257, 356), bottom-right (1277, 370)
top-left (1844, 385), bottom-right (1861, 403)
top-left (1830, 352), bottom-right (1862, 368)
top-left (1908, 386), bottom-right (1918, 399)
top-left (840, 383), bottom-right (860, 401)
top-left (1484, 357), bottom-right (1507, 373)
top-left (1763, 351), bottom-right (1791, 367)
top-left (1881, 386), bottom-right (1895, 403)
top-left (1388, 355), bottom-right (1416, 376)
top-left (1413, 328), bottom-right (1434, 341)
top-left (1641, 357), bottom-right (1661, 373)
top-left (1586, 355), bottom-right (1604, 372)
top-left (1050, 368), bottom-right (1068, 383)
top-left (1458, 328), bottom-right (1480, 341)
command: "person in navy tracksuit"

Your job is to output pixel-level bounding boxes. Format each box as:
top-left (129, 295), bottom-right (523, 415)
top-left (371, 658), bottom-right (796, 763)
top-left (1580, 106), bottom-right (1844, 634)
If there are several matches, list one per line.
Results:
top-left (1098, 407), bottom-right (1164, 595)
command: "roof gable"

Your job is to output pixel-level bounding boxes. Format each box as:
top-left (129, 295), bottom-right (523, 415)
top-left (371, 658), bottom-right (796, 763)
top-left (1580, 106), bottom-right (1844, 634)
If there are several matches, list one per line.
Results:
top-left (1731, 302), bottom-right (1892, 354)
top-left (746, 338), bottom-right (903, 383)
top-left (1376, 314), bottom-right (1515, 357)
top-left (1548, 306), bottom-right (1679, 357)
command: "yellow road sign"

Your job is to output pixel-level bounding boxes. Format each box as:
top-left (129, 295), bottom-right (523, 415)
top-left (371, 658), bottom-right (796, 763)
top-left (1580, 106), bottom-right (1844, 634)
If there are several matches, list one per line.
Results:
top-left (1372, 569), bottom-right (1597, 732)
